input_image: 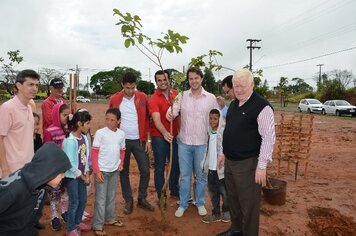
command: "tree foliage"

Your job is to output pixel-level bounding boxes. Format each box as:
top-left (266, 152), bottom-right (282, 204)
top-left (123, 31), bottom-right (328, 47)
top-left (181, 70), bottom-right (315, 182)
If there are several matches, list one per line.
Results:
top-left (328, 69), bottom-right (354, 88)
top-left (39, 68), bottom-right (66, 96)
top-left (319, 79), bottom-right (346, 102)
top-left (0, 50), bottom-right (23, 95)
top-left (288, 77), bottom-right (313, 94)
top-left (90, 66), bottom-right (141, 95)
top-left (113, 9), bottom-right (189, 70)
top-left (203, 67), bottom-right (217, 94)
top-left (137, 80), bottom-right (155, 95)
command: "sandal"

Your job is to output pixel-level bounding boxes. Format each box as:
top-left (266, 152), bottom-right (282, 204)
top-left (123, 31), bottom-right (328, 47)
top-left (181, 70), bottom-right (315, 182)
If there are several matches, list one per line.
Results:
top-left (93, 228), bottom-right (107, 236)
top-left (105, 220), bottom-right (124, 227)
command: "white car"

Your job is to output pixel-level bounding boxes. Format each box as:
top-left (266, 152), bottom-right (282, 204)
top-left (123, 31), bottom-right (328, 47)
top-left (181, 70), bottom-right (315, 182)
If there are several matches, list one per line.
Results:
top-left (76, 96), bottom-right (90, 103)
top-left (322, 100), bottom-right (356, 117)
top-left (298, 99), bottom-right (323, 113)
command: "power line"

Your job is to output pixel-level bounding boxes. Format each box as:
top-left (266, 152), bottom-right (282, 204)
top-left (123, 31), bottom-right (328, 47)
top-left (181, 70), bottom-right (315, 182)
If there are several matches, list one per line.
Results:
top-left (259, 46), bottom-right (356, 69)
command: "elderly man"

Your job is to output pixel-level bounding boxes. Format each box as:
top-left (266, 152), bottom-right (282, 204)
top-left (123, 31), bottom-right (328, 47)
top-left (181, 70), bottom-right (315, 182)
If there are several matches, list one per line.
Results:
top-left (217, 69), bottom-right (275, 236)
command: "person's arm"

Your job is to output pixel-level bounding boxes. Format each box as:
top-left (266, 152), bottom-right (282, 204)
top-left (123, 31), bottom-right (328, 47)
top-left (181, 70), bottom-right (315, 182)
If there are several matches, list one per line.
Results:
top-left (152, 112), bottom-right (173, 143)
top-left (166, 93), bottom-right (182, 121)
top-left (41, 101), bottom-right (53, 129)
top-left (255, 106), bottom-right (276, 185)
top-left (0, 136), bottom-right (10, 178)
top-left (0, 190), bottom-right (14, 214)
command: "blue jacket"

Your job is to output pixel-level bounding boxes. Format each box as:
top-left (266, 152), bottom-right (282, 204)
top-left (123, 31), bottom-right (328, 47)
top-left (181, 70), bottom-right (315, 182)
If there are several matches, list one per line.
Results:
top-left (62, 133), bottom-right (90, 179)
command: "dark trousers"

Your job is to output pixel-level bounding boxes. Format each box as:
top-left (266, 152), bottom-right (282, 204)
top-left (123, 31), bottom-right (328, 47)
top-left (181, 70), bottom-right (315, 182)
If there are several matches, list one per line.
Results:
top-left (120, 139), bottom-right (150, 203)
top-left (224, 158), bottom-right (261, 236)
top-left (207, 170), bottom-right (229, 216)
top-left (152, 136), bottom-right (180, 199)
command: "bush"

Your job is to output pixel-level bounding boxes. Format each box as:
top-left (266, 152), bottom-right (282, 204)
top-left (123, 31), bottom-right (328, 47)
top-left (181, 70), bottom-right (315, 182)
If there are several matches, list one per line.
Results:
top-left (319, 80), bottom-right (345, 102)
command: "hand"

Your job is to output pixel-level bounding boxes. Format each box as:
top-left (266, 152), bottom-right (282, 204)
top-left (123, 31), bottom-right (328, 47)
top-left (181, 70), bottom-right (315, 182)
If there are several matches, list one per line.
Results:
top-left (95, 172), bottom-right (104, 183)
top-left (74, 169), bottom-right (82, 178)
top-left (118, 164), bottom-right (123, 172)
top-left (166, 110), bottom-right (174, 121)
top-left (216, 96), bottom-right (225, 109)
top-left (255, 168), bottom-right (266, 186)
top-left (163, 131), bottom-right (174, 143)
top-left (217, 155), bottom-right (225, 169)
top-left (145, 141), bottom-right (152, 153)
top-left (83, 174), bottom-right (90, 185)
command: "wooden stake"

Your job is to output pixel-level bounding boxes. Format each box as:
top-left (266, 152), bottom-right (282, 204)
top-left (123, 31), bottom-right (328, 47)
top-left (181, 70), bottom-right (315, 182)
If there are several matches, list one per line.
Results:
top-left (69, 74), bottom-right (73, 112)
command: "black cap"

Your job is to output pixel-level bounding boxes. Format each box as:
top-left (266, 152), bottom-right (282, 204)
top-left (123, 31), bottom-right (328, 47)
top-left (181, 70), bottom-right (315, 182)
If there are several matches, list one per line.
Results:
top-left (49, 78), bottom-right (64, 88)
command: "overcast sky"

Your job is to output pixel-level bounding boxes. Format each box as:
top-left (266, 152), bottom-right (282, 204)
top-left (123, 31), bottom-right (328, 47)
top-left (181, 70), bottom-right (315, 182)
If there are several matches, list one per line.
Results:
top-left (1, 0), bottom-right (356, 89)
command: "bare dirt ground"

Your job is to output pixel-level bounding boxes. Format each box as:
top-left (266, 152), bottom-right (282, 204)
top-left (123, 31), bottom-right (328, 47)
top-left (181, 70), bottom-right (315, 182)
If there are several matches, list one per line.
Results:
top-left (35, 102), bottom-right (356, 236)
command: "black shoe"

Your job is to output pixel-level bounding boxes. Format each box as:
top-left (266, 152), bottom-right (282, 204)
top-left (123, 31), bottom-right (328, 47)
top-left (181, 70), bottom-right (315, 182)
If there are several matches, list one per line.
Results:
top-left (216, 228), bottom-right (242, 236)
top-left (124, 201), bottom-right (133, 215)
top-left (137, 198), bottom-right (155, 212)
top-left (34, 222), bottom-right (45, 230)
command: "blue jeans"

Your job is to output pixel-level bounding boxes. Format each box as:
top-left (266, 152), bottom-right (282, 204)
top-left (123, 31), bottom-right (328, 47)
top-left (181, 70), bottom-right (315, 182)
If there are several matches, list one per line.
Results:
top-left (66, 178), bottom-right (87, 232)
top-left (93, 171), bottom-right (119, 229)
top-left (178, 139), bottom-right (207, 208)
top-left (152, 136), bottom-right (180, 199)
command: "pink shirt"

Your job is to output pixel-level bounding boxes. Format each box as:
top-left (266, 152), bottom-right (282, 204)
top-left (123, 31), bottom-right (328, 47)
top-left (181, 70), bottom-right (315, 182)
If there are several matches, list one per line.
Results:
top-left (256, 106), bottom-right (276, 169)
top-left (0, 96), bottom-right (34, 178)
top-left (172, 88), bottom-right (218, 145)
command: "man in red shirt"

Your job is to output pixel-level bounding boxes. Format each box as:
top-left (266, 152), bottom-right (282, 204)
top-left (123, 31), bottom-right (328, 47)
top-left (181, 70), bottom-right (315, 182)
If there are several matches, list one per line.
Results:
top-left (109, 72), bottom-right (154, 214)
top-left (41, 78), bottom-right (65, 132)
top-left (149, 70), bottom-right (180, 207)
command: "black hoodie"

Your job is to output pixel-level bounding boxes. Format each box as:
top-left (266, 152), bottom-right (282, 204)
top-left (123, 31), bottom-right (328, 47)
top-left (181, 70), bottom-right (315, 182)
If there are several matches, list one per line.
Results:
top-left (0, 142), bottom-right (71, 236)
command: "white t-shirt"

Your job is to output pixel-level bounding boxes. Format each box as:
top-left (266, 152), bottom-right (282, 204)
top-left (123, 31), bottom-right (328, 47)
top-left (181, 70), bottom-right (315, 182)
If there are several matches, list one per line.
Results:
top-left (119, 96), bottom-right (139, 140)
top-left (93, 127), bottom-right (126, 172)
top-left (208, 132), bottom-right (217, 171)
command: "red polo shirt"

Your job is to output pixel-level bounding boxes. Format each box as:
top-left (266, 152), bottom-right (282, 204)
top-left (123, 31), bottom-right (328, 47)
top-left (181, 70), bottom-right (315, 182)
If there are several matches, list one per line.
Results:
top-left (149, 88), bottom-right (179, 138)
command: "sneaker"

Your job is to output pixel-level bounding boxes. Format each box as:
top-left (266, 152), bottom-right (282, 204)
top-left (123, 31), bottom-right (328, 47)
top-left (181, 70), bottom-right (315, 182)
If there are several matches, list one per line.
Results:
top-left (76, 223), bottom-right (92, 232)
top-left (51, 217), bottom-right (61, 231)
top-left (66, 229), bottom-right (80, 236)
top-left (124, 201), bottom-right (133, 215)
top-left (137, 198), bottom-right (155, 212)
top-left (222, 211), bottom-right (231, 223)
top-left (175, 207), bottom-right (186, 218)
top-left (61, 212), bottom-right (68, 223)
top-left (201, 214), bottom-right (222, 224)
top-left (198, 206), bottom-right (207, 216)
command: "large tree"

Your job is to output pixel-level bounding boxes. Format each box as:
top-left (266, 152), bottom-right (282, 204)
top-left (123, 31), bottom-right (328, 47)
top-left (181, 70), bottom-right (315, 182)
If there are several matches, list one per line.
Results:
top-left (288, 77), bottom-right (313, 94)
top-left (328, 69), bottom-right (354, 88)
top-left (90, 66), bottom-right (141, 95)
top-left (203, 67), bottom-right (216, 94)
top-left (0, 50), bottom-right (23, 95)
top-left (137, 80), bottom-right (155, 95)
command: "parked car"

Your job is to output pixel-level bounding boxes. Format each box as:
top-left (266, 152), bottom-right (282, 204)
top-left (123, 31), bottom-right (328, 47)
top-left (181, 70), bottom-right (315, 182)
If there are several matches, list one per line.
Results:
top-left (76, 96), bottom-right (91, 103)
top-left (298, 98), bottom-right (323, 113)
top-left (322, 100), bottom-right (356, 117)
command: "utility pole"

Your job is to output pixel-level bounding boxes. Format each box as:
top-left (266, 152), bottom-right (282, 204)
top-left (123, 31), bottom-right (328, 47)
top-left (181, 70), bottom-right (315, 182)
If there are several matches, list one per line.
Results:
top-left (316, 64), bottom-right (324, 92)
top-left (246, 39), bottom-right (261, 71)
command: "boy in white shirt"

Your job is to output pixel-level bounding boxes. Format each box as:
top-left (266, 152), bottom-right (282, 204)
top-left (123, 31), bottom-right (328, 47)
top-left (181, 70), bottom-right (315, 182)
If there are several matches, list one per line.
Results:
top-left (92, 108), bottom-right (126, 235)
top-left (201, 109), bottom-right (230, 224)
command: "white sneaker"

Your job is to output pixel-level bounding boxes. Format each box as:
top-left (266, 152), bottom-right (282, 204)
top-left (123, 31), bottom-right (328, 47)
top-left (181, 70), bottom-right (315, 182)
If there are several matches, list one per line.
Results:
top-left (175, 207), bottom-right (186, 217)
top-left (198, 206), bottom-right (207, 216)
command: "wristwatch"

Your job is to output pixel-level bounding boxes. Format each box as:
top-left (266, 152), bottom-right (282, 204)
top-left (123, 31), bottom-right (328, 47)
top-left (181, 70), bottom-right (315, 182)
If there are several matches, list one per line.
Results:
top-left (147, 140), bottom-right (152, 143)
